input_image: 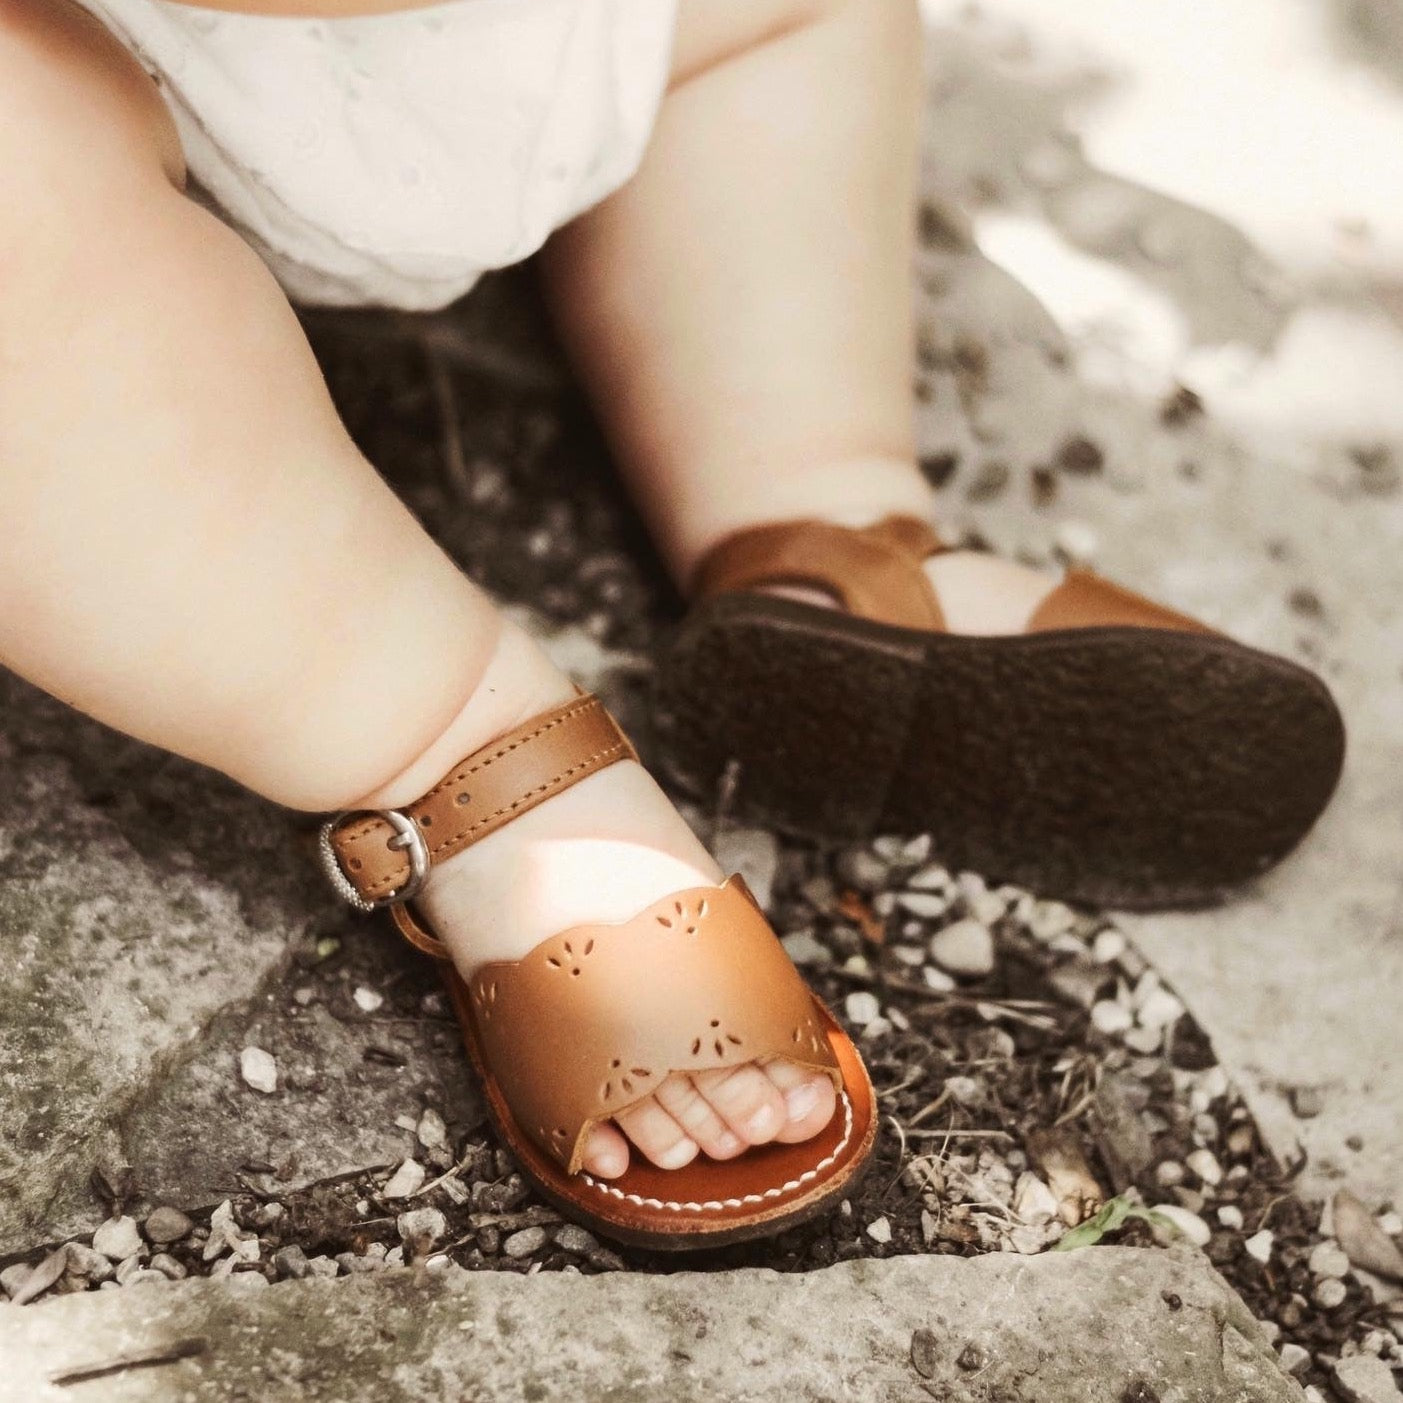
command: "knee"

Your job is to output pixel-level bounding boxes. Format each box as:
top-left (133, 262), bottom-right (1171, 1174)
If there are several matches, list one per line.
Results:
top-left (0, 0), bottom-right (183, 236)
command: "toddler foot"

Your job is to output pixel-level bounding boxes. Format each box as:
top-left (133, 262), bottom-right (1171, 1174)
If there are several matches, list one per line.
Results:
top-left (407, 628), bottom-right (836, 1180)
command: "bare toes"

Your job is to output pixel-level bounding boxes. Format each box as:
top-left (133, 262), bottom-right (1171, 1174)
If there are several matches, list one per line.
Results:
top-left (654, 1073), bottom-right (747, 1160)
top-left (690, 1063), bottom-right (788, 1145)
top-left (613, 1095), bottom-right (699, 1171)
top-left (759, 1058), bottom-right (838, 1143)
top-left (581, 1120), bottom-right (631, 1179)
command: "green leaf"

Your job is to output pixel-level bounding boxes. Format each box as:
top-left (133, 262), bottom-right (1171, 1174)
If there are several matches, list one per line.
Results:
top-left (1053, 1195), bottom-right (1175, 1251)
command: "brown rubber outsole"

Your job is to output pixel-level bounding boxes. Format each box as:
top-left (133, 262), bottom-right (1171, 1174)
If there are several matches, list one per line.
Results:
top-left (654, 594), bottom-right (1347, 910)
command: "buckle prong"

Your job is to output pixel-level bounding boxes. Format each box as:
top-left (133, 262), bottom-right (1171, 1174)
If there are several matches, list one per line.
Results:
top-left (318, 808), bottom-right (430, 913)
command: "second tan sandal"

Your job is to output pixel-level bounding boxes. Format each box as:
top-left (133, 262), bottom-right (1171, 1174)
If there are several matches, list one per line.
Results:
top-left (317, 694), bottom-right (878, 1250)
top-left (657, 515), bottom-right (1345, 909)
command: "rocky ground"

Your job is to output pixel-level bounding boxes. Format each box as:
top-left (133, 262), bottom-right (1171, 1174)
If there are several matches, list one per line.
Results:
top-left (2, 277), bottom-right (1401, 1403)
top-left (4, 6), bottom-right (1403, 1400)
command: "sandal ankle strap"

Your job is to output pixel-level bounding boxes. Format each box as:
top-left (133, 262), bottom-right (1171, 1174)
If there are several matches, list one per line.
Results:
top-left (690, 514), bottom-right (948, 631)
top-left (317, 693), bottom-right (637, 914)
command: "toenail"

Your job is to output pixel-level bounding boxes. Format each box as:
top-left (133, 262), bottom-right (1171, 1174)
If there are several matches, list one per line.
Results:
top-left (785, 1082), bottom-right (819, 1121)
top-left (657, 1138), bottom-right (698, 1169)
top-left (594, 1148), bottom-right (626, 1178)
top-left (745, 1104), bottom-right (777, 1137)
top-left (715, 1131), bottom-right (743, 1154)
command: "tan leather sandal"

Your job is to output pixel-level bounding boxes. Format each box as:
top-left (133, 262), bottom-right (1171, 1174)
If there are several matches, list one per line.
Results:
top-left (317, 694), bottom-right (878, 1250)
top-left (656, 516), bottom-right (1345, 909)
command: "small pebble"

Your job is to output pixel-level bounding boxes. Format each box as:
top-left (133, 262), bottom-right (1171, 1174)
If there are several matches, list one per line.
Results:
top-left (1216, 1205), bottom-right (1244, 1230)
top-left (1279, 1342), bottom-right (1311, 1375)
top-left (305, 1255), bottom-right (340, 1279)
top-left (1150, 1204), bottom-right (1211, 1248)
top-left (381, 1159), bottom-right (427, 1199)
top-left (1055, 521), bottom-right (1099, 563)
top-left (865, 1216), bottom-right (892, 1244)
top-left (147, 1253), bottom-right (187, 1281)
top-left (554, 1226), bottom-right (599, 1255)
top-left (966, 891), bottom-right (1008, 927)
top-left (143, 1207), bottom-right (193, 1245)
top-left (1244, 1230), bottom-right (1275, 1264)
top-left (891, 944), bottom-right (926, 967)
top-left (397, 1207), bottom-right (448, 1250)
top-left (1048, 957), bottom-right (1109, 1009)
top-left (1155, 1160), bottom-right (1185, 1188)
top-left (945, 1075), bottom-right (983, 1105)
top-left (239, 1046), bottom-right (278, 1094)
top-left (1136, 987), bottom-right (1186, 1031)
top-left (844, 991), bottom-right (881, 1026)
top-left (900, 835), bottom-right (932, 863)
top-left (353, 986), bottom-right (385, 1013)
top-left (1313, 1277), bottom-right (1348, 1310)
top-left (7, 1248), bottom-right (68, 1306)
top-left (63, 1244), bottom-right (114, 1283)
top-left (781, 930), bottom-right (830, 966)
top-left (1090, 1000), bottom-right (1133, 1035)
top-left (1309, 1240), bottom-right (1352, 1280)
top-left (1123, 1026), bottom-right (1163, 1054)
top-left (907, 863), bottom-right (953, 892)
top-left (1012, 1172), bottom-right (1059, 1226)
top-left (897, 891), bottom-right (951, 920)
top-left (1185, 1149), bottom-right (1223, 1187)
top-left (416, 1108), bottom-right (448, 1151)
top-left (1091, 929), bottom-right (1127, 963)
top-left (836, 847), bottom-right (889, 892)
top-left (711, 827), bottom-right (780, 910)
top-left (503, 1227), bottom-right (549, 1259)
top-left (1026, 900), bottom-right (1076, 941)
top-left (274, 1245), bottom-right (311, 1280)
top-left (928, 918), bottom-right (994, 976)
top-left (922, 966), bottom-right (956, 993)
top-left (92, 1216), bottom-right (144, 1263)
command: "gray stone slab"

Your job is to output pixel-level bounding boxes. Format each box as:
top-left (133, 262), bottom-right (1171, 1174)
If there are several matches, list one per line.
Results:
top-left (0, 678), bottom-right (329, 1257)
top-left (0, 1249), bottom-right (1302, 1403)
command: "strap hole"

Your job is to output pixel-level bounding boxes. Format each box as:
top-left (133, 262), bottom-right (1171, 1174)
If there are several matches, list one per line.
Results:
top-left (455, 792), bottom-right (471, 806)
top-left (349, 858), bottom-right (362, 871)
top-left (419, 814), bottom-right (433, 827)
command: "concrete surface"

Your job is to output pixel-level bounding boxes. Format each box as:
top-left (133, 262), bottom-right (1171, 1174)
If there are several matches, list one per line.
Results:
top-left (0, 1249), bottom-right (1302, 1403)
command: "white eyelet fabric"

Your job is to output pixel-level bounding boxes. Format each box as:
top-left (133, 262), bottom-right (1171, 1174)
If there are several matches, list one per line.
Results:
top-left (74, 0), bottom-right (678, 309)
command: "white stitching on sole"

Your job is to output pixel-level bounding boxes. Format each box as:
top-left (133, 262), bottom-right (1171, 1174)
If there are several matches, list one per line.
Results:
top-left (577, 1091), bottom-right (854, 1213)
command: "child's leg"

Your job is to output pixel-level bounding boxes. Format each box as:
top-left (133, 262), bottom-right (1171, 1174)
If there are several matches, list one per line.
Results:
top-left (0, 0), bottom-right (832, 1178)
top-left (542, 0), bottom-right (1055, 633)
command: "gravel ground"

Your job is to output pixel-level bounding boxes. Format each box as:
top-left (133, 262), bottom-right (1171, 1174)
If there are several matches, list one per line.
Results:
top-left (4, 281), bottom-right (1401, 1402)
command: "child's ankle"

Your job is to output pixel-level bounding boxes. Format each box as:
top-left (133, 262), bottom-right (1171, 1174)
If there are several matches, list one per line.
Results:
top-left (350, 620), bottom-right (577, 813)
top-left (668, 453), bottom-right (935, 587)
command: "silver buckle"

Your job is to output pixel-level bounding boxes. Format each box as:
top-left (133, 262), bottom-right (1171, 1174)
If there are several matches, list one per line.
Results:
top-left (317, 809), bottom-right (430, 913)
